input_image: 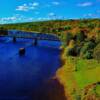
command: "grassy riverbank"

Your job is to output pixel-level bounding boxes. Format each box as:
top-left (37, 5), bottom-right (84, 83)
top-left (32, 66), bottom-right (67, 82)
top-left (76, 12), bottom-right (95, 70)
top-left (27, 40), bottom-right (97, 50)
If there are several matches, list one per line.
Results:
top-left (56, 47), bottom-right (100, 100)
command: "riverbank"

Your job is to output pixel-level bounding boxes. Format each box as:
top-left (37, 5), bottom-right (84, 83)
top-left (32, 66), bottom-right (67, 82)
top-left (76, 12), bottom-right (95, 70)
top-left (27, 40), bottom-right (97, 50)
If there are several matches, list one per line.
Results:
top-left (56, 47), bottom-right (100, 100)
top-left (55, 47), bottom-right (75, 100)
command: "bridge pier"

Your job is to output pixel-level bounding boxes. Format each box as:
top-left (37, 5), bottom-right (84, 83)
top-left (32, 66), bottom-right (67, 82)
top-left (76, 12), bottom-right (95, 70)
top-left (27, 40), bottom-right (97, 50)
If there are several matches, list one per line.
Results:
top-left (13, 37), bottom-right (16, 43)
top-left (34, 38), bottom-right (38, 46)
top-left (19, 48), bottom-right (25, 56)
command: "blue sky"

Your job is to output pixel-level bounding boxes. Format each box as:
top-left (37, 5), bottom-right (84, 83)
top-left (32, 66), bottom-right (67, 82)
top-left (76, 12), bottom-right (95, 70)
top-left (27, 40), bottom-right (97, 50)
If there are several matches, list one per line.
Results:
top-left (0, 0), bottom-right (100, 24)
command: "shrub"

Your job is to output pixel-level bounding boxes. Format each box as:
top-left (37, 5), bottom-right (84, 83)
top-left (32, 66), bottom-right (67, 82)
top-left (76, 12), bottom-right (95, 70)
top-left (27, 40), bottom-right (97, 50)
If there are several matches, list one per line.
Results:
top-left (58, 28), bottom-right (64, 32)
top-left (93, 43), bottom-right (100, 63)
top-left (96, 32), bottom-right (100, 43)
top-left (81, 41), bottom-right (96, 55)
top-left (74, 45), bottom-right (81, 56)
top-left (83, 50), bottom-right (93, 59)
top-left (76, 30), bottom-right (87, 42)
top-left (66, 32), bottom-right (73, 45)
top-left (66, 40), bottom-right (77, 56)
top-left (87, 23), bottom-right (95, 29)
top-left (67, 47), bottom-right (79, 56)
top-left (64, 25), bottom-right (71, 30)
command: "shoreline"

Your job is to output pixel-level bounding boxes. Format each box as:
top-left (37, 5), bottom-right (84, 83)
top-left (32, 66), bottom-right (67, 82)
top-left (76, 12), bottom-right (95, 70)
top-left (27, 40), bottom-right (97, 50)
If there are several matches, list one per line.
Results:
top-left (55, 47), bottom-right (72, 100)
top-left (55, 46), bottom-right (80, 100)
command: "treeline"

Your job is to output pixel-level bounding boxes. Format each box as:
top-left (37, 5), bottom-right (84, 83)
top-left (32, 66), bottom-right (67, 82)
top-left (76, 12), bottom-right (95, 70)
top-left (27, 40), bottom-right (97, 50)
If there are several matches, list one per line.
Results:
top-left (0, 27), bottom-right (8, 35)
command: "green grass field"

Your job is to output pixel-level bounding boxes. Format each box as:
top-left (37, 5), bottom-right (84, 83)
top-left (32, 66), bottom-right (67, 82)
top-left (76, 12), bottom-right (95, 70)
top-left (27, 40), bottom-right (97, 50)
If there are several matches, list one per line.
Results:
top-left (74, 58), bottom-right (100, 89)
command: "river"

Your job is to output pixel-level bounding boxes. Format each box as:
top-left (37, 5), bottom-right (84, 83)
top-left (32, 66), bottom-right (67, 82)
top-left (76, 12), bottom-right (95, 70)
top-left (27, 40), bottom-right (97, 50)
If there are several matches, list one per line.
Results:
top-left (0, 35), bottom-right (61, 100)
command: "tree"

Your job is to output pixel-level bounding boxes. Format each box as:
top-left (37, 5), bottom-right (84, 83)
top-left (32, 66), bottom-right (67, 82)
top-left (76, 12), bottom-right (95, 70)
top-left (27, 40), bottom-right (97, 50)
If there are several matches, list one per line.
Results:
top-left (76, 30), bottom-right (87, 42)
top-left (66, 32), bottom-right (73, 45)
top-left (81, 41), bottom-right (96, 55)
top-left (64, 25), bottom-right (71, 30)
top-left (66, 40), bottom-right (77, 56)
top-left (0, 27), bottom-right (8, 35)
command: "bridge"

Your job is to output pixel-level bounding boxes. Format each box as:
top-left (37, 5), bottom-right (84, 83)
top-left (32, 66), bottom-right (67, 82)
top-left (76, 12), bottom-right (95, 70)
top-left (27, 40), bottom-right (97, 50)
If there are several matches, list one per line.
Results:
top-left (0, 30), bottom-right (60, 45)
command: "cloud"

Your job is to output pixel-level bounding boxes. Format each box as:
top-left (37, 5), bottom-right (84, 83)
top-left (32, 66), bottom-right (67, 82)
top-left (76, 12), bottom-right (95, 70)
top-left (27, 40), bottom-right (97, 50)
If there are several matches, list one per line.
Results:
top-left (37, 17), bottom-right (50, 21)
top-left (0, 14), bottom-right (34, 24)
top-left (83, 13), bottom-right (98, 18)
top-left (78, 2), bottom-right (93, 7)
top-left (52, 1), bottom-right (60, 5)
top-left (0, 16), bottom-right (18, 24)
top-left (45, 1), bottom-right (61, 7)
top-left (84, 13), bottom-right (93, 17)
top-left (29, 2), bottom-right (39, 7)
top-left (48, 13), bottom-right (64, 20)
top-left (16, 2), bottom-right (39, 11)
top-left (48, 12), bottom-right (56, 16)
top-left (16, 4), bottom-right (29, 11)
top-left (0, 16), bottom-right (17, 22)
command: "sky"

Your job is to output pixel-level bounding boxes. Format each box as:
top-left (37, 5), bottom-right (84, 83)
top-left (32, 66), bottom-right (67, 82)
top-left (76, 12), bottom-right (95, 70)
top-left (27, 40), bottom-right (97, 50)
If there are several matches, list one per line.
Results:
top-left (0, 0), bottom-right (100, 24)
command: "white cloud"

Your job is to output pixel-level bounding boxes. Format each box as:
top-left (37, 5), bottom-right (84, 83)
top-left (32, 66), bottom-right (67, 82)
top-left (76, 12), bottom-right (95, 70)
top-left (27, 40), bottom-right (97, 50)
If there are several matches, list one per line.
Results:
top-left (37, 17), bottom-right (50, 21)
top-left (30, 2), bottom-right (39, 7)
top-left (16, 4), bottom-right (29, 11)
top-left (78, 2), bottom-right (93, 7)
top-left (83, 13), bottom-right (98, 18)
top-left (52, 1), bottom-right (60, 5)
top-left (0, 16), bottom-right (17, 22)
top-left (0, 14), bottom-right (34, 24)
top-left (48, 12), bottom-right (55, 16)
top-left (45, 1), bottom-right (61, 8)
top-left (16, 2), bottom-right (39, 11)
top-left (84, 13), bottom-right (93, 17)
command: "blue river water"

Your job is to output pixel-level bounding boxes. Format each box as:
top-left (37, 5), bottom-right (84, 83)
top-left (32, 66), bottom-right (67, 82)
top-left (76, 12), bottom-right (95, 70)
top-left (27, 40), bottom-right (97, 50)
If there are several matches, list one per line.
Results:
top-left (0, 36), bottom-right (61, 100)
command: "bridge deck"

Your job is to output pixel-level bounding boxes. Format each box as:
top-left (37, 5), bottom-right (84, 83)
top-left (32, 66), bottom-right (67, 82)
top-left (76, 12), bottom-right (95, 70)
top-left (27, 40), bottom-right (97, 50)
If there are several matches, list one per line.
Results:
top-left (0, 35), bottom-right (60, 41)
top-left (0, 31), bottom-right (60, 41)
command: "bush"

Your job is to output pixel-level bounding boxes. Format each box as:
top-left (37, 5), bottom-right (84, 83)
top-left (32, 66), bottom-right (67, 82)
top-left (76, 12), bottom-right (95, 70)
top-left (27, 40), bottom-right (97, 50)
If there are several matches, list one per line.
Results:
top-left (93, 43), bottom-right (100, 63)
top-left (74, 45), bottom-right (81, 56)
top-left (96, 32), bottom-right (100, 43)
top-left (66, 40), bottom-right (78, 56)
top-left (58, 28), bottom-right (64, 32)
top-left (83, 50), bottom-right (93, 59)
top-left (87, 23), bottom-right (95, 29)
top-left (66, 32), bottom-right (73, 45)
top-left (76, 30), bottom-right (87, 42)
top-left (64, 25), bottom-right (71, 30)
top-left (67, 47), bottom-right (76, 56)
top-left (80, 41), bottom-right (96, 56)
